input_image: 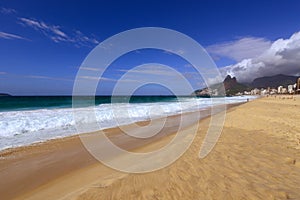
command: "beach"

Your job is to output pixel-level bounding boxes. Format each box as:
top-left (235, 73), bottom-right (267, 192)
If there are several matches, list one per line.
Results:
top-left (1, 96), bottom-right (300, 200)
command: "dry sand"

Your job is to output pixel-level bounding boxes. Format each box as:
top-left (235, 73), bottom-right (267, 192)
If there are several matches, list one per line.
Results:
top-left (1, 96), bottom-right (300, 200)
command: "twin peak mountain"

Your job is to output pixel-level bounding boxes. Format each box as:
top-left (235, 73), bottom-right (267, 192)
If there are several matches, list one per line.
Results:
top-left (193, 74), bottom-right (299, 97)
top-left (193, 75), bottom-right (248, 97)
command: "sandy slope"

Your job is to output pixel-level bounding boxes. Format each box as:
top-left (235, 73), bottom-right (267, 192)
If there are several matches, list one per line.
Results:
top-left (1, 96), bottom-right (300, 199)
top-left (73, 96), bottom-right (300, 200)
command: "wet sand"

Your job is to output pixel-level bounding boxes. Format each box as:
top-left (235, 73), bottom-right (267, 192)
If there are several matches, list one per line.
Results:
top-left (1, 96), bottom-right (300, 199)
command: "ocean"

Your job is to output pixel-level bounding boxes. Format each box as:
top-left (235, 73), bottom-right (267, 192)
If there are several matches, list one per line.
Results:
top-left (0, 95), bottom-right (257, 150)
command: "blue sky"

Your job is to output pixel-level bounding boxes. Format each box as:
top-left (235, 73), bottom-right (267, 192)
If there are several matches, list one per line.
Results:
top-left (1, 0), bottom-right (300, 95)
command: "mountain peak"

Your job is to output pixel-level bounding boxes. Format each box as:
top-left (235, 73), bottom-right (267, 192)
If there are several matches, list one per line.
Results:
top-left (193, 74), bottom-right (249, 97)
top-left (223, 75), bottom-right (237, 87)
top-left (224, 75), bottom-right (237, 82)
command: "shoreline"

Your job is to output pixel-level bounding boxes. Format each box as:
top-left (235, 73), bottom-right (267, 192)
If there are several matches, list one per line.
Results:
top-left (0, 102), bottom-right (243, 200)
top-left (0, 102), bottom-right (244, 155)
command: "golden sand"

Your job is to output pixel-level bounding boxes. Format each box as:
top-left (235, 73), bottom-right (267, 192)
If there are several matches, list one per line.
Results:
top-left (1, 96), bottom-right (300, 200)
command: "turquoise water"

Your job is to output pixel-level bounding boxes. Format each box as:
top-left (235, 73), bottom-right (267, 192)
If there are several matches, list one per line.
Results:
top-left (0, 96), bottom-right (179, 112)
top-left (0, 95), bottom-right (256, 150)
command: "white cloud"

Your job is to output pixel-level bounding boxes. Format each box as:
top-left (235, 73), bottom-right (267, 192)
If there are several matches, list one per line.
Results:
top-left (19, 18), bottom-right (99, 47)
top-left (119, 65), bottom-right (179, 77)
top-left (19, 18), bottom-right (70, 42)
top-left (0, 71), bottom-right (73, 81)
top-left (80, 67), bottom-right (104, 72)
top-left (78, 76), bottom-right (114, 81)
top-left (163, 49), bottom-right (186, 56)
top-left (27, 75), bottom-right (49, 79)
top-left (0, 31), bottom-right (27, 40)
top-left (0, 7), bottom-right (17, 15)
top-left (25, 75), bottom-right (73, 81)
top-left (74, 31), bottom-right (99, 45)
top-left (207, 37), bottom-right (272, 62)
top-left (78, 76), bottom-right (100, 80)
top-left (219, 31), bottom-right (300, 83)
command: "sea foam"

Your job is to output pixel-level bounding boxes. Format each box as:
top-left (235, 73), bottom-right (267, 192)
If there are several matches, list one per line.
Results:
top-left (0, 96), bottom-right (256, 150)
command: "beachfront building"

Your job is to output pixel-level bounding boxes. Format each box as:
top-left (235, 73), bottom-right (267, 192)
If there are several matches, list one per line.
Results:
top-left (261, 89), bottom-right (268, 95)
top-left (244, 91), bottom-right (251, 95)
top-left (297, 78), bottom-right (300, 94)
top-left (251, 88), bottom-right (260, 95)
top-left (288, 85), bottom-right (294, 94)
top-left (277, 86), bottom-right (283, 94)
top-left (282, 88), bottom-right (287, 94)
top-left (270, 89), bottom-right (277, 95)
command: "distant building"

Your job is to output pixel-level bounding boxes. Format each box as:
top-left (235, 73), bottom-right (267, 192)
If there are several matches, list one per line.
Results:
top-left (282, 88), bottom-right (287, 94)
top-left (278, 86), bottom-right (283, 94)
top-left (244, 91), bottom-right (251, 95)
top-left (251, 88), bottom-right (260, 95)
top-left (261, 89), bottom-right (268, 95)
top-left (270, 89), bottom-right (277, 95)
top-left (212, 89), bottom-right (219, 96)
top-left (288, 85), bottom-right (294, 94)
top-left (297, 78), bottom-right (300, 94)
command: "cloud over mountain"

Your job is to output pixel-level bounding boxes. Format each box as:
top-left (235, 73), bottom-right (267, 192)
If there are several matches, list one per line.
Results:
top-left (219, 31), bottom-right (300, 83)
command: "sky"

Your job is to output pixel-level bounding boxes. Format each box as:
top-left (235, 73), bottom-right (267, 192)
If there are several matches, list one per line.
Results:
top-left (1, 0), bottom-right (300, 95)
